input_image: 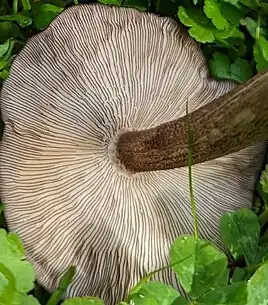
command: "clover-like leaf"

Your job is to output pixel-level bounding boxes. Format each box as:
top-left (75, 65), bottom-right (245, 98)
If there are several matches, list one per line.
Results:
top-left (220, 208), bottom-right (260, 265)
top-left (0, 229), bottom-right (35, 294)
top-left (98, 0), bottom-right (122, 5)
top-left (209, 52), bottom-right (253, 83)
top-left (0, 263), bottom-right (15, 305)
top-left (62, 296), bottom-right (105, 305)
top-left (169, 235), bottom-right (228, 298)
top-left (0, 229), bottom-right (25, 259)
top-left (19, 294), bottom-right (41, 305)
top-left (129, 281), bottom-right (181, 305)
top-left (0, 39), bottom-right (12, 58)
top-left (33, 3), bottom-right (64, 30)
top-left (123, 0), bottom-right (148, 11)
top-left (204, 0), bottom-right (229, 30)
top-left (257, 35), bottom-right (268, 61)
top-left (178, 7), bottom-right (216, 43)
top-left (247, 262), bottom-right (268, 305)
top-left (1, 256), bottom-right (35, 293)
top-left (198, 282), bottom-right (248, 305)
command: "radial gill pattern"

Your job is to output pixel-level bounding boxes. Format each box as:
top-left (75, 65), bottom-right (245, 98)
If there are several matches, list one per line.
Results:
top-left (0, 3), bottom-right (265, 304)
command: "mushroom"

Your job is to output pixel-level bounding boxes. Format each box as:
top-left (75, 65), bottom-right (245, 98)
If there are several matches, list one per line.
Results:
top-left (0, 3), bottom-right (267, 304)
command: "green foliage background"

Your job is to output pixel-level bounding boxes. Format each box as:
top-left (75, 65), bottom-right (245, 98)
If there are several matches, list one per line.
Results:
top-left (1, 0), bottom-right (268, 304)
top-left (1, 0), bottom-right (268, 83)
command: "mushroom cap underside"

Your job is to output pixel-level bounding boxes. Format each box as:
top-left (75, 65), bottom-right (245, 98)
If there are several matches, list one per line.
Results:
top-left (0, 4), bottom-right (265, 304)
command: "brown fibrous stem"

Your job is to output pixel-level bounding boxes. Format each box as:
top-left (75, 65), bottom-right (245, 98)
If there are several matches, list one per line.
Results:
top-left (116, 71), bottom-right (268, 173)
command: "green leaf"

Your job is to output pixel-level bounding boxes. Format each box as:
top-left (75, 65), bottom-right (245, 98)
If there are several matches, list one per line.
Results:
top-left (0, 256), bottom-right (35, 293)
top-left (231, 268), bottom-right (250, 283)
top-left (178, 7), bottom-right (216, 43)
top-left (219, 2), bottom-right (246, 25)
top-left (198, 282), bottom-right (247, 305)
top-left (209, 52), bottom-right (232, 79)
top-left (178, 6), bottom-right (245, 46)
top-left (227, 45), bottom-right (247, 61)
top-left (127, 274), bottom-right (152, 299)
top-left (209, 52), bottom-right (253, 83)
top-left (0, 229), bottom-right (25, 259)
top-left (0, 39), bottom-right (12, 58)
top-left (0, 69), bottom-right (8, 80)
top-left (221, 0), bottom-right (243, 8)
top-left (98, 0), bottom-right (122, 5)
top-left (0, 262), bottom-right (17, 305)
top-left (255, 243), bottom-right (268, 264)
top-left (33, 4), bottom-right (64, 30)
top-left (0, 14), bottom-right (32, 28)
top-left (229, 58), bottom-right (253, 83)
top-left (169, 235), bottom-right (228, 298)
top-left (220, 208), bottom-right (260, 265)
top-left (0, 59), bottom-right (8, 70)
top-left (204, 0), bottom-right (229, 30)
top-left (261, 2), bottom-right (268, 14)
top-left (172, 297), bottom-right (189, 305)
top-left (255, 46), bottom-right (268, 72)
top-left (0, 230), bottom-right (35, 294)
top-left (240, 17), bottom-right (268, 38)
top-left (0, 0), bottom-right (8, 15)
top-left (129, 281), bottom-right (181, 305)
top-left (0, 21), bottom-right (23, 43)
top-left (247, 262), bottom-right (268, 305)
top-left (257, 35), bottom-right (268, 62)
top-left (62, 296), bottom-right (105, 305)
top-left (123, 0), bottom-right (149, 11)
top-left (19, 295), bottom-right (41, 305)
top-left (214, 26), bottom-right (245, 47)
top-left (263, 250), bottom-right (268, 263)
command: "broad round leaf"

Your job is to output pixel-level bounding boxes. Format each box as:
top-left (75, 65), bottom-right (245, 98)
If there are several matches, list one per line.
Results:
top-left (62, 296), bottom-right (105, 305)
top-left (198, 282), bottom-right (247, 305)
top-left (220, 208), bottom-right (260, 265)
top-left (247, 262), bottom-right (268, 305)
top-left (0, 263), bottom-right (19, 305)
top-left (169, 235), bottom-right (228, 298)
top-left (19, 295), bottom-right (41, 305)
top-left (0, 39), bottom-right (11, 57)
top-left (129, 281), bottom-right (181, 305)
top-left (0, 229), bottom-right (25, 259)
top-left (1, 256), bottom-right (35, 293)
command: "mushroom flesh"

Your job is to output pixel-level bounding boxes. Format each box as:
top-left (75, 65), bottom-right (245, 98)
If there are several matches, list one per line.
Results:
top-left (0, 4), bottom-right (267, 305)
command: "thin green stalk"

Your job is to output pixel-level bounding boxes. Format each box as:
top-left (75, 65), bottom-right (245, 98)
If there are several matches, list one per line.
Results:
top-left (256, 14), bottom-right (261, 40)
top-left (21, 0), bottom-right (31, 11)
top-left (186, 100), bottom-right (199, 239)
top-left (46, 266), bottom-right (76, 305)
top-left (12, 0), bottom-right (18, 14)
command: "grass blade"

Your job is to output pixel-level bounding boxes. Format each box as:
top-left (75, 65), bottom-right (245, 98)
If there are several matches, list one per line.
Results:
top-left (46, 266), bottom-right (76, 305)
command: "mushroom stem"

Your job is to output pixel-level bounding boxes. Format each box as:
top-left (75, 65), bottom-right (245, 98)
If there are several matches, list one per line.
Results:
top-left (116, 71), bottom-right (268, 172)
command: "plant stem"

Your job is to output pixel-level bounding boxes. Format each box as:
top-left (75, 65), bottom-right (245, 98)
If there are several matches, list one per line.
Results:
top-left (12, 0), bottom-right (18, 14)
top-left (116, 71), bottom-right (268, 172)
top-left (46, 266), bottom-right (76, 305)
top-left (256, 14), bottom-right (261, 40)
top-left (21, 0), bottom-right (31, 11)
